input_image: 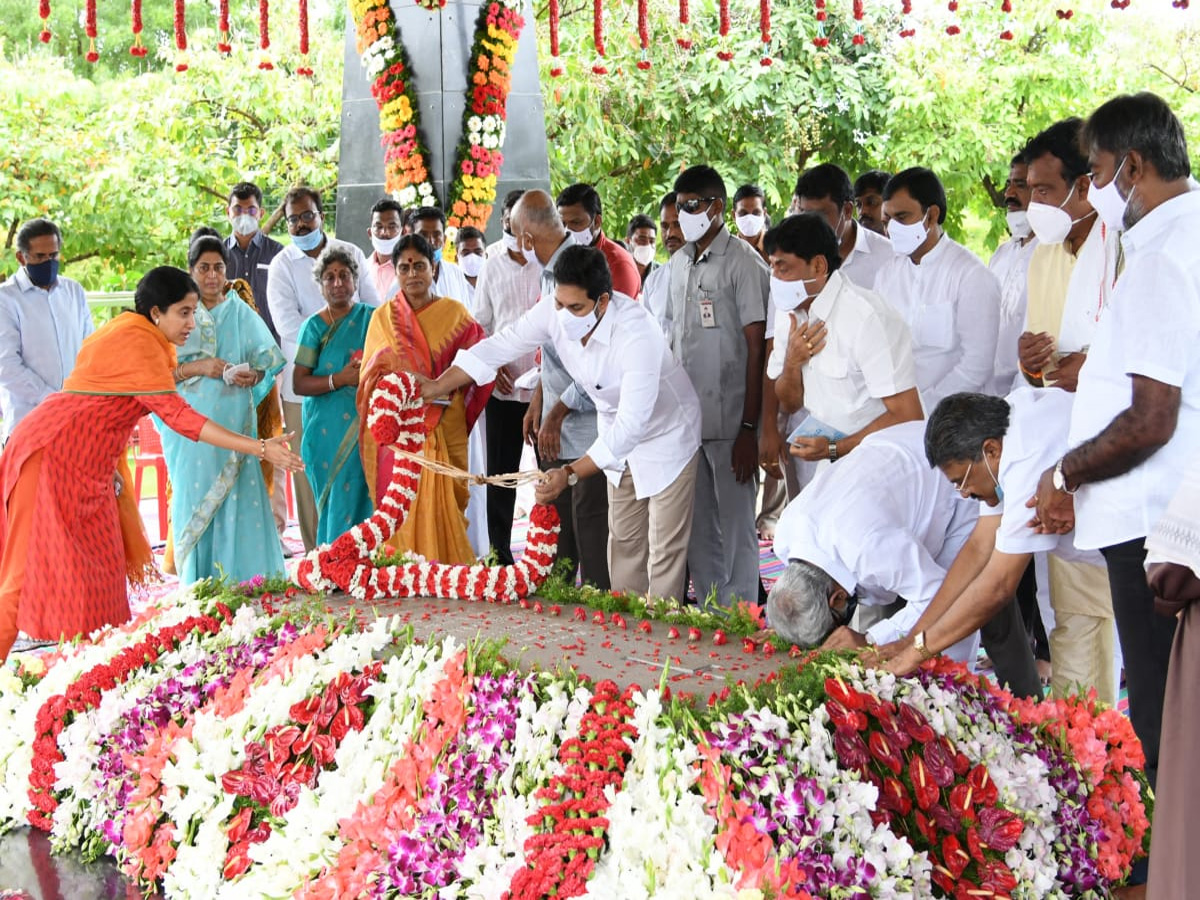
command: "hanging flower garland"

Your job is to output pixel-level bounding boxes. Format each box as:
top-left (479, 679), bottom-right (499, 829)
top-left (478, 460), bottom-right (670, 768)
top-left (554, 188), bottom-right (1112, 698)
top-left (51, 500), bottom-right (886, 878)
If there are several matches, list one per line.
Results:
top-left (173, 0), bottom-right (188, 72)
top-left (129, 0), bottom-right (147, 57)
top-left (1000, 0), bottom-right (1014, 40)
top-left (296, 0), bottom-right (313, 76)
top-left (84, 0), bottom-right (99, 62)
top-left (852, 0), bottom-right (866, 44)
top-left (445, 0), bottom-right (526, 232)
top-left (813, 0), bottom-right (830, 48)
top-left (548, 0), bottom-right (562, 76)
top-left (677, 0), bottom-right (693, 49)
top-left (592, 0), bottom-right (607, 75)
top-left (295, 372), bottom-right (559, 603)
top-left (258, 0), bottom-right (274, 70)
top-left (37, 0), bottom-right (50, 42)
top-left (350, 0), bottom-right (438, 207)
top-left (716, 0), bottom-right (733, 60)
top-left (946, 0), bottom-right (961, 35)
top-left (636, 0), bottom-right (651, 69)
top-left (416, 0), bottom-right (447, 9)
top-left (759, 0), bottom-right (772, 65)
top-left (900, 0), bottom-right (915, 38)
top-left (218, 0), bottom-right (231, 52)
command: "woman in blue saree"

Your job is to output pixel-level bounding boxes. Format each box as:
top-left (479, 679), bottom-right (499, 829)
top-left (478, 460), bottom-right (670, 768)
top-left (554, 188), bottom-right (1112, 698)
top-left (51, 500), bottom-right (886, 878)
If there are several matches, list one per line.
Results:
top-left (293, 246), bottom-right (373, 545)
top-left (158, 235), bottom-right (286, 582)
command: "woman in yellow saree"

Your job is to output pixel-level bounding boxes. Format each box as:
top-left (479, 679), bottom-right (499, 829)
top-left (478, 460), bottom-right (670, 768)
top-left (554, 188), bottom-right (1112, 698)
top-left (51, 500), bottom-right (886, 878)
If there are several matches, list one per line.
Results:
top-left (357, 234), bottom-right (492, 563)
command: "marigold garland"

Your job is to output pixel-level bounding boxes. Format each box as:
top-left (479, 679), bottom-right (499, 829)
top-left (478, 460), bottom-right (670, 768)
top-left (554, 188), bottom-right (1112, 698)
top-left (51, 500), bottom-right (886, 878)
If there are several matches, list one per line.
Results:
top-left (444, 0), bottom-right (526, 231)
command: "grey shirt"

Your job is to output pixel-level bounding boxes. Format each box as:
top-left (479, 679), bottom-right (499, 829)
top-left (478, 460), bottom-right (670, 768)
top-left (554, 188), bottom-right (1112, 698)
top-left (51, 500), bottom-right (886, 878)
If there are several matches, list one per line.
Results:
top-left (225, 230), bottom-right (285, 343)
top-left (539, 234), bottom-right (598, 459)
top-left (668, 226), bottom-right (769, 440)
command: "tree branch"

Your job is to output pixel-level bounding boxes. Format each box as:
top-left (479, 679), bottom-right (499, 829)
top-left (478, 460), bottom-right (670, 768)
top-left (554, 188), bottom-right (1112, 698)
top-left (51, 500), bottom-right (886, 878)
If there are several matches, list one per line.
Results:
top-left (981, 173), bottom-right (1005, 208)
top-left (4, 217), bottom-right (17, 251)
top-left (1147, 62), bottom-right (1196, 94)
top-left (190, 98), bottom-right (269, 135)
top-left (65, 251), bottom-right (99, 265)
top-left (199, 185), bottom-right (229, 204)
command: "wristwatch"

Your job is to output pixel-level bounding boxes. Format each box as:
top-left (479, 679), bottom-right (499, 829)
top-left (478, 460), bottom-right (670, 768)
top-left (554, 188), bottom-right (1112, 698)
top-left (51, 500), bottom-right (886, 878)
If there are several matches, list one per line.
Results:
top-left (562, 464), bottom-right (579, 487)
top-left (1052, 457), bottom-right (1077, 494)
top-left (913, 631), bottom-right (936, 661)
top-left (828, 441), bottom-right (839, 463)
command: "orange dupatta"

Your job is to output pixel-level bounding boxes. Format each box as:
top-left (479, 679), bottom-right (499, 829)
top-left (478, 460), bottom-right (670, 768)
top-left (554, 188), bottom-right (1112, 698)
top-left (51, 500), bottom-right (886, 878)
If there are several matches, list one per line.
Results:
top-left (64, 312), bottom-right (180, 584)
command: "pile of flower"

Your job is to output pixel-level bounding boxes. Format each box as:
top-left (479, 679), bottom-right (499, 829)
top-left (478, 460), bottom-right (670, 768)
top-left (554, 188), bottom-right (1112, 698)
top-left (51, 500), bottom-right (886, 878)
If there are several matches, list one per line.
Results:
top-left (0, 583), bottom-right (1152, 898)
top-left (296, 371), bottom-right (561, 603)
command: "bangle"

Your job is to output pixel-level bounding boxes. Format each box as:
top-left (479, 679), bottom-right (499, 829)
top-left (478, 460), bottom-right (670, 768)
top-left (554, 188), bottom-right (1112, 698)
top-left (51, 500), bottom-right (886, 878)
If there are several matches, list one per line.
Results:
top-left (328, 374), bottom-right (337, 393)
top-left (1019, 362), bottom-right (1044, 381)
top-left (259, 438), bottom-right (267, 459)
top-left (828, 441), bottom-right (839, 462)
top-left (740, 421), bottom-right (756, 431)
top-left (175, 364), bottom-right (184, 381)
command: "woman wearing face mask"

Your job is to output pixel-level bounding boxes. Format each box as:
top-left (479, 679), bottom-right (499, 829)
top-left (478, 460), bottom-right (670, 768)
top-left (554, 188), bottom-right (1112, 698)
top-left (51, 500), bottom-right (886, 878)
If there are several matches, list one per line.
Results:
top-left (0, 267), bottom-right (303, 662)
top-left (292, 247), bottom-right (373, 545)
top-left (157, 234), bottom-right (287, 584)
top-left (418, 245), bottom-right (702, 602)
top-left (358, 234), bottom-right (493, 564)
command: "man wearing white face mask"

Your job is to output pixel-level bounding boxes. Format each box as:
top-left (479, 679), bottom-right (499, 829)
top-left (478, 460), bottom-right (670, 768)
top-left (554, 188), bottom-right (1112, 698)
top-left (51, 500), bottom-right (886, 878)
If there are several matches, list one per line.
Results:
top-left (668, 164), bottom-right (770, 608)
top-left (873, 167), bottom-right (1001, 412)
top-left (766, 213), bottom-right (922, 464)
top-left (626, 214), bottom-right (659, 288)
top-left (1033, 94), bottom-right (1200, 832)
top-left (225, 181), bottom-right (284, 344)
top-left (732, 184), bottom-right (769, 261)
top-left (420, 245), bottom-right (701, 601)
top-left (987, 154), bottom-right (1039, 396)
top-left (362, 198), bottom-right (405, 303)
top-left (455, 226), bottom-right (486, 306)
top-left (793, 164), bottom-right (891, 292)
top-left (1018, 118), bottom-right (1120, 394)
top-left (556, 183), bottom-right (640, 299)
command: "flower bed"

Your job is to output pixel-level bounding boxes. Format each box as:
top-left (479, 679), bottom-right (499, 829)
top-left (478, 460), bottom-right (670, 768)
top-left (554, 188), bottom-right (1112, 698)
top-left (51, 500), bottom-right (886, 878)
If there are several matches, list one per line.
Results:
top-left (0, 583), bottom-right (1150, 899)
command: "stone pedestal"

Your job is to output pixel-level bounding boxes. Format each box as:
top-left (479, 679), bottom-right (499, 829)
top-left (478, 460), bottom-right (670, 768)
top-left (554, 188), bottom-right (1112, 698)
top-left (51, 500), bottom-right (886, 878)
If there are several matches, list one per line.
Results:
top-left (335, 0), bottom-right (551, 251)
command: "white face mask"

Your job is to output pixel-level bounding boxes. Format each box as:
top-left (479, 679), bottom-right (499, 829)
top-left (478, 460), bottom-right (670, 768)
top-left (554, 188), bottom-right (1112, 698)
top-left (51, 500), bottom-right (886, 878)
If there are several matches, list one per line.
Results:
top-left (769, 274), bottom-right (820, 312)
top-left (521, 239), bottom-right (544, 273)
top-left (678, 207), bottom-right (716, 244)
top-left (502, 231), bottom-right (521, 254)
top-left (1024, 183), bottom-right (1085, 246)
top-left (231, 214), bottom-right (259, 236)
top-left (1089, 155), bottom-right (1132, 232)
top-left (735, 212), bottom-right (766, 238)
top-left (556, 303), bottom-right (598, 341)
top-left (631, 244), bottom-right (655, 266)
top-left (887, 216), bottom-right (929, 257)
top-left (371, 234), bottom-right (401, 258)
top-left (459, 252), bottom-right (484, 278)
top-left (568, 225), bottom-right (596, 247)
top-left (1005, 210), bottom-right (1032, 240)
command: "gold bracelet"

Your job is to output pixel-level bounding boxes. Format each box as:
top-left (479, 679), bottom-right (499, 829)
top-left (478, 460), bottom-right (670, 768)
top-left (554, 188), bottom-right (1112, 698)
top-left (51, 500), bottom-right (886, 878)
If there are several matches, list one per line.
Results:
top-left (259, 438), bottom-right (267, 459)
top-left (175, 364), bottom-right (184, 381)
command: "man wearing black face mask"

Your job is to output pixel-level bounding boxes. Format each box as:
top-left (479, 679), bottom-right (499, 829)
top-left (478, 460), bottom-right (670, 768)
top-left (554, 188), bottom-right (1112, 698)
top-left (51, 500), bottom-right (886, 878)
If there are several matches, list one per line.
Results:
top-left (0, 218), bottom-right (94, 443)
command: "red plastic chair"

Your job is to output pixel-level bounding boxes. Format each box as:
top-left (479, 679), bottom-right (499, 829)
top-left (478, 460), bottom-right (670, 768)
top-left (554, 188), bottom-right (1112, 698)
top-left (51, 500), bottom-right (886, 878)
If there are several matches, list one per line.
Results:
top-left (131, 416), bottom-right (169, 541)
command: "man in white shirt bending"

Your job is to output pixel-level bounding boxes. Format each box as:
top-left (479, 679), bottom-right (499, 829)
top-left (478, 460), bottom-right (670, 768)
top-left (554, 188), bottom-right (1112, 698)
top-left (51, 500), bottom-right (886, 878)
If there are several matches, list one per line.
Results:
top-left (420, 245), bottom-right (702, 602)
top-left (883, 390), bottom-right (1109, 703)
top-left (0, 218), bottom-right (93, 443)
top-left (765, 421), bottom-right (980, 662)
top-left (873, 167), bottom-right (1001, 411)
top-left (266, 186), bottom-right (380, 550)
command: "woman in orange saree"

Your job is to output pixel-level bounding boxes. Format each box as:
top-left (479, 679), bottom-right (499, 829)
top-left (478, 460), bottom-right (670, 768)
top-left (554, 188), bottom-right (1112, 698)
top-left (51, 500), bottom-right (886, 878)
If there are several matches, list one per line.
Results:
top-left (358, 235), bottom-right (492, 564)
top-left (0, 267), bottom-right (303, 662)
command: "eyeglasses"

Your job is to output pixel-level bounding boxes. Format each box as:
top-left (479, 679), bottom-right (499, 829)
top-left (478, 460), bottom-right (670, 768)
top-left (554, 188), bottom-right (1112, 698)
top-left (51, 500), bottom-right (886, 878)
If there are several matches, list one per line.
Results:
top-left (396, 261), bottom-right (430, 274)
top-left (952, 460), bottom-right (975, 494)
top-left (231, 205), bottom-right (261, 216)
top-left (675, 196), bottom-right (720, 215)
top-left (286, 210), bottom-right (320, 226)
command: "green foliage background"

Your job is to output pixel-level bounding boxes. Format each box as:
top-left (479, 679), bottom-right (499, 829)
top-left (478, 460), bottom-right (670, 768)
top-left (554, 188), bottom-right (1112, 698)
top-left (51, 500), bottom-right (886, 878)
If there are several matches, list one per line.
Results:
top-left (2, 0), bottom-right (1200, 289)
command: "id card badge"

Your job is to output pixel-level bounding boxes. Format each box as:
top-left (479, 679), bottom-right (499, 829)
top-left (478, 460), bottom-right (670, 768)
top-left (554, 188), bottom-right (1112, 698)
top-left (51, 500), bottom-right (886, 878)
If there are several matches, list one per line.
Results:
top-left (699, 298), bottom-right (717, 328)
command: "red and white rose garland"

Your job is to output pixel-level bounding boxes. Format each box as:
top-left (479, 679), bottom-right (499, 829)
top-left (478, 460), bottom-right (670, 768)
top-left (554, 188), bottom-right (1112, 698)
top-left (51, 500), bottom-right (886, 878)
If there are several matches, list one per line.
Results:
top-left (295, 371), bottom-right (560, 603)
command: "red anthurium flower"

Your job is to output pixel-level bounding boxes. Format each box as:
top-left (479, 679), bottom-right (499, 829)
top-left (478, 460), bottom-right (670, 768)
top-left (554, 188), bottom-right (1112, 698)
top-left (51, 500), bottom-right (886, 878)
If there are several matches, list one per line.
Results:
top-left (909, 753), bottom-right (940, 811)
top-left (942, 834), bottom-right (971, 878)
top-left (868, 730), bottom-right (903, 775)
top-left (967, 764), bottom-right (999, 806)
top-left (977, 806), bottom-right (1024, 852)
top-left (978, 858), bottom-right (1019, 892)
top-left (948, 783), bottom-right (978, 822)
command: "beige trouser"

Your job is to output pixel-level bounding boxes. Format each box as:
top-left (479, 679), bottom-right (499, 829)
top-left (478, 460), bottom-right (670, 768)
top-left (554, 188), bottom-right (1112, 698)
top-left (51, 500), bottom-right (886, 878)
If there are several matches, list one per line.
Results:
top-left (607, 451), bottom-right (699, 602)
top-left (1047, 555), bottom-right (1117, 706)
top-left (271, 463), bottom-right (288, 535)
top-left (282, 400), bottom-right (318, 552)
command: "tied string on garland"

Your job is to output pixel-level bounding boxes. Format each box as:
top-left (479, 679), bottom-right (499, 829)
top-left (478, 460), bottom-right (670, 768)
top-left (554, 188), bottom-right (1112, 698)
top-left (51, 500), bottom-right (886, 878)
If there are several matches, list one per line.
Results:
top-left (297, 0), bottom-right (313, 76)
top-left (130, 0), bottom-right (148, 56)
top-left (173, 0), bottom-right (188, 71)
top-left (85, 0), bottom-right (98, 62)
top-left (387, 446), bottom-right (546, 489)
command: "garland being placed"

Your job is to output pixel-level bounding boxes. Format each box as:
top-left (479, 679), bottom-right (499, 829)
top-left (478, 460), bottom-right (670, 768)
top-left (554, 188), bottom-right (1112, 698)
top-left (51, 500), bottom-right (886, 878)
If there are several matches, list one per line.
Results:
top-left (295, 372), bottom-right (559, 603)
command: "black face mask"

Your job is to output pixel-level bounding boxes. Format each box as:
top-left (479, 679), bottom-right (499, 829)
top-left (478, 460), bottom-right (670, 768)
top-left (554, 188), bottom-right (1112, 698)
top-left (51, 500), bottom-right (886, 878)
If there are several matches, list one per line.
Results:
top-left (830, 593), bottom-right (859, 629)
top-left (26, 258), bottom-right (59, 288)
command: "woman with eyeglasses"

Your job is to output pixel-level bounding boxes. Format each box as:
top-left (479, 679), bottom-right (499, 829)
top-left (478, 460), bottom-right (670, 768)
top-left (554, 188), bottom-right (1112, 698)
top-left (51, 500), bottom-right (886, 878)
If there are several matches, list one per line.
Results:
top-left (292, 247), bottom-right (374, 544)
top-left (157, 233), bottom-right (287, 584)
top-left (358, 234), bottom-right (493, 564)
